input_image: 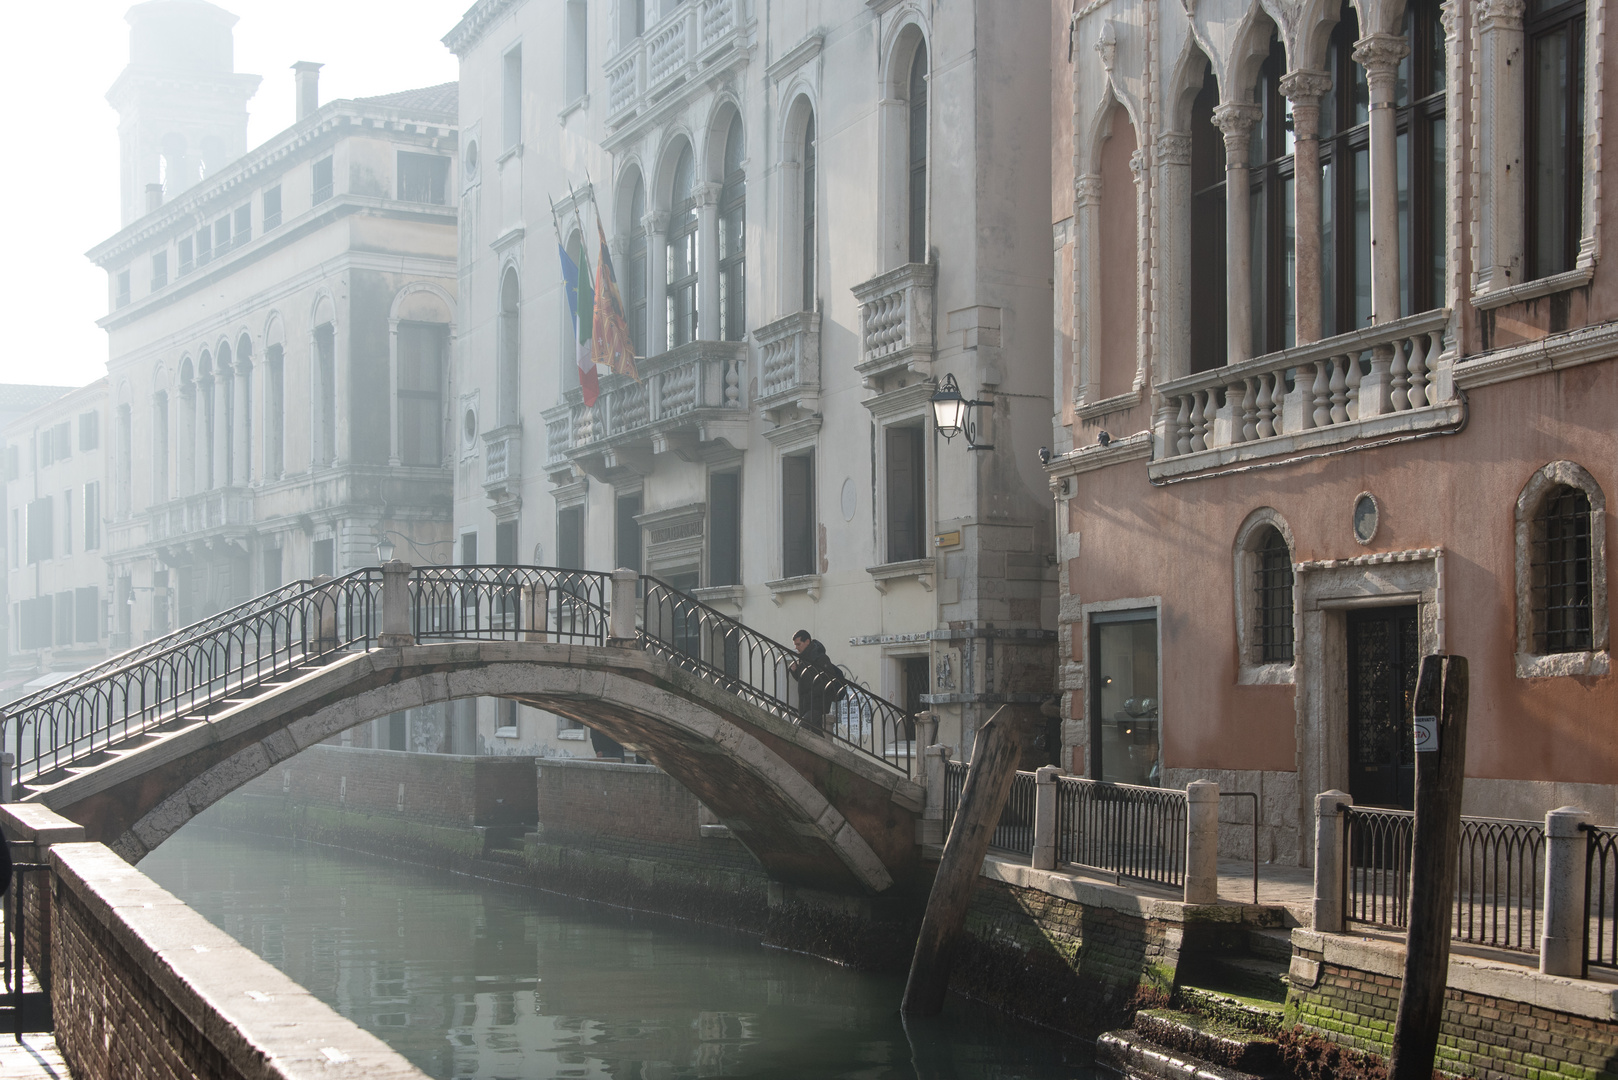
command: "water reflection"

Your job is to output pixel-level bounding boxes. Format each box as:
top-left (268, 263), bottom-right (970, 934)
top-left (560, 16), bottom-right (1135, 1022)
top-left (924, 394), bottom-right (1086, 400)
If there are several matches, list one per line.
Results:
top-left (141, 826), bottom-right (1096, 1079)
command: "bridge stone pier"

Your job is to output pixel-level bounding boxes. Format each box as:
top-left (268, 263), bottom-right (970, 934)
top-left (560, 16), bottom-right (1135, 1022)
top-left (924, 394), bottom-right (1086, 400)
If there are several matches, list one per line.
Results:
top-left (4, 566), bottom-right (926, 896)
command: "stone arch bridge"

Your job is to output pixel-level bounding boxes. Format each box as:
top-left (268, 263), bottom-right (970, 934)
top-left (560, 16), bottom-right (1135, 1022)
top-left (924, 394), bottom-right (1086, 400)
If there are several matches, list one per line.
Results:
top-left (1, 566), bottom-right (926, 895)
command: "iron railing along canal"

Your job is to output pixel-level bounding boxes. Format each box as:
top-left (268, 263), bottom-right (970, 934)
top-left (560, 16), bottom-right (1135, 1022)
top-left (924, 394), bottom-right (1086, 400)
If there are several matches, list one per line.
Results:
top-left (1057, 775), bottom-right (1187, 889)
top-left (1585, 824), bottom-right (1618, 974)
top-left (1341, 805), bottom-right (1547, 954)
top-left (992, 770), bottom-right (1037, 857)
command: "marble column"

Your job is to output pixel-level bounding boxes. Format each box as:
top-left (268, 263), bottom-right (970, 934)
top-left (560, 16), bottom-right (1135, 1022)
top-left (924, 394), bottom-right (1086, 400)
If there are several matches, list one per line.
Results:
top-left (1153, 132), bottom-right (1193, 453)
top-left (1074, 174), bottom-right (1103, 403)
top-left (1281, 70), bottom-right (1334, 345)
top-left (233, 361), bottom-right (251, 484)
top-left (1477, 0), bottom-right (1526, 293)
top-left (194, 377), bottom-right (211, 491)
top-left (696, 182), bottom-right (721, 342)
top-left (1213, 103), bottom-right (1262, 366)
top-left (645, 211), bottom-right (669, 356)
top-left (1354, 33), bottom-right (1410, 323)
top-left (213, 366), bottom-right (230, 488)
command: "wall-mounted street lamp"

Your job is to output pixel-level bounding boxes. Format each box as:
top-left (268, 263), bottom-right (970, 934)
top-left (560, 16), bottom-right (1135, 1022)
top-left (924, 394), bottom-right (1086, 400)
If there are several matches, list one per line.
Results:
top-left (375, 536), bottom-right (397, 563)
top-left (930, 373), bottom-right (994, 451)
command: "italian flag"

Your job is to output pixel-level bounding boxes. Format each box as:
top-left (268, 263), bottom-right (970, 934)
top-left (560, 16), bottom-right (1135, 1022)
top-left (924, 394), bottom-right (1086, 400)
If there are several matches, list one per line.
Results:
top-left (558, 243), bottom-right (600, 406)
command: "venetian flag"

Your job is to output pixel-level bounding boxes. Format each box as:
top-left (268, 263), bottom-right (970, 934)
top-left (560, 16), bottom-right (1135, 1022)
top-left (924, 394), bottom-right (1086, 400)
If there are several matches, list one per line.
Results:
top-left (559, 243), bottom-right (600, 406)
top-left (592, 218), bottom-right (640, 380)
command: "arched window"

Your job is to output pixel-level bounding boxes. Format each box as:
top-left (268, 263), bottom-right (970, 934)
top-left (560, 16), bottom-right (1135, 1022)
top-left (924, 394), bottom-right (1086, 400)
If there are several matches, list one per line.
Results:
top-left (1526, 0), bottom-right (1586, 279)
top-left (1533, 485), bottom-right (1594, 653)
top-left (667, 144), bottom-right (699, 349)
top-left (1250, 36), bottom-right (1296, 356)
top-left (718, 114), bottom-right (746, 342)
top-left (1319, 0), bottom-right (1446, 332)
top-left (801, 111), bottom-right (817, 312)
top-left (1253, 526), bottom-right (1295, 664)
top-left (151, 391), bottom-right (169, 502)
top-left (1190, 67), bottom-right (1226, 372)
top-left (907, 47), bottom-right (929, 264)
top-left (625, 175), bottom-right (647, 356)
top-left (1515, 462), bottom-right (1608, 676)
top-left (498, 268), bottom-right (520, 425)
top-left (264, 345), bottom-right (285, 478)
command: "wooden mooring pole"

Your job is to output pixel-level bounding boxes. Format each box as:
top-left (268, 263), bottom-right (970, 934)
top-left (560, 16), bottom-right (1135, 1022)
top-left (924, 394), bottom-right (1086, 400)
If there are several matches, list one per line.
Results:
top-left (1388, 654), bottom-right (1468, 1080)
top-left (901, 704), bottom-right (1035, 1017)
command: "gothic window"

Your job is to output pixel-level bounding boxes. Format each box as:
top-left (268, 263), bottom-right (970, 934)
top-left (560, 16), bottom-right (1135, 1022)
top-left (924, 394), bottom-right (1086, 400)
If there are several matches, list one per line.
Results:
top-left (800, 111), bottom-right (817, 312)
top-left (1189, 69), bottom-right (1227, 373)
top-left (1250, 37), bottom-right (1296, 357)
top-left (624, 173), bottom-right (647, 356)
top-left (718, 114), bottom-right (746, 342)
top-left (1533, 485), bottom-right (1594, 653)
top-left (1526, 0), bottom-right (1586, 280)
top-left (1253, 526), bottom-right (1295, 664)
top-left (667, 144), bottom-right (699, 349)
top-left (1319, 1), bottom-right (1446, 334)
top-left (264, 345), bottom-right (285, 477)
top-left (907, 46), bottom-right (929, 264)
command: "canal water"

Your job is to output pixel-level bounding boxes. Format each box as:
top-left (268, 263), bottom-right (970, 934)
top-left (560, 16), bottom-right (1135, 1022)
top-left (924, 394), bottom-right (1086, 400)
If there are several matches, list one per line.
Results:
top-left (141, 826), bottom-right (1099, 1079)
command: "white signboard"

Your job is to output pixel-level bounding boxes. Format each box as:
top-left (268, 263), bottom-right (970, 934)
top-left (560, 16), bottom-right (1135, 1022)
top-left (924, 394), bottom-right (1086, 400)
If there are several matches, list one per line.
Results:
top-left (1413, 715), bottom-right (1439, 753)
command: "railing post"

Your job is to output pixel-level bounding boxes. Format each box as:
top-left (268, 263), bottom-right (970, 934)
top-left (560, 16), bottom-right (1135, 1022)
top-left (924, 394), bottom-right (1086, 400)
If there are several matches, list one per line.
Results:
top-left (1540, 805), bottom-right (1591, 977)
top-left (1032, 765), bottom-right (1060, 871)
top-left (1185, 779), bottom-right (1220, 905)
top-left (609, 568), bottom-right (640, 645)
top-left (917, 744), bottom-right (950, 845)
top-left (522, 583), bottom-right (549, 643)
top-left (377, 560), bottom-right (415, 648)
top-left (0, 753), bottom-right (11, 803)
top-left (1314, 789), bottom-right (1352, 932)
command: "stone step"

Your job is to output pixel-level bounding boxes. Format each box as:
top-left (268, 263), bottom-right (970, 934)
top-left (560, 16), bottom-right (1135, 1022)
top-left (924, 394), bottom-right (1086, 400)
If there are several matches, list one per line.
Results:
top-left (1173, 987), bottom-right (1284, 1036)
top-left (1244, 926), bottom-right (1294, 964)
top-left (1100, 1010), bottom-right (1282, 1079)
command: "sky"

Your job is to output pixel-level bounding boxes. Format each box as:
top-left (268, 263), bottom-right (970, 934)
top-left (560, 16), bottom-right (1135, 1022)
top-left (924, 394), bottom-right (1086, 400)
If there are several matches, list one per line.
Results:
top-left (0, 0), bottom-right (467, 390)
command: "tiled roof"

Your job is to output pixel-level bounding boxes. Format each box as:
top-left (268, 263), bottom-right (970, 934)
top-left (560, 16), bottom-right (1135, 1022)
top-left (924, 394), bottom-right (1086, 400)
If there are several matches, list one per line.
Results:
top-left (0, 384), bottom-right (75, 415)
top-left (356, 82), bottom-right (458, 116)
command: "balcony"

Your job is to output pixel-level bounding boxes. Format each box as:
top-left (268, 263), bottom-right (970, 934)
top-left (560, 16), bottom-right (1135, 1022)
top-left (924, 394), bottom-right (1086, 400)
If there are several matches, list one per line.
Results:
top-left (145, 487), bottom-right (253, 563)
top-left (1151, 309), bottom-right (1459, 479)
top-left (544, 341), bottom-right (748, 479)
top-left (604, 0), bottom-right (746, 127)
top-left (851, 262), bottom-right (935, 392)
top-left (752, 310), bottom-right (820, 423)
top-left (482, 424), bottom-right (522, 511)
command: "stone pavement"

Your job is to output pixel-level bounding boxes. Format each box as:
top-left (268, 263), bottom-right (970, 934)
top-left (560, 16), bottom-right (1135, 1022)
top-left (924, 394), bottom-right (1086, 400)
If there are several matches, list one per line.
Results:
top-left (1216, 855), bottom-right (1316, 924)
top-left (0, 1033), bottom-right (68, 1079)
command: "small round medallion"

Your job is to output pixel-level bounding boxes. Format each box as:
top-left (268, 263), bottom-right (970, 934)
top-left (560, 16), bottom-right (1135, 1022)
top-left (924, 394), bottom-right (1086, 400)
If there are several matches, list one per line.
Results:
top-left (840, 478), bottom-right (857, 522)
top-left (1353, 492), bottom-right (1379, 546)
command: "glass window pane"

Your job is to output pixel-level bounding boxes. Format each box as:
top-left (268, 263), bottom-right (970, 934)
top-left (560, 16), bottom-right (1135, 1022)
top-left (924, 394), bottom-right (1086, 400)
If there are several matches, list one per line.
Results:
top-left (1283, 175), bottom-right (1296, 349)
top-left (1353, 149), bottom-right (1372, 329)
top-left (1251, 187), bottom-right (1266, 357)
top-left (1431, 116), bottom-right (1447, 307)
top-left (1321, 159), bottom-right (1335, 337)
top-left (1398, 131), bottom-right (1411, 317)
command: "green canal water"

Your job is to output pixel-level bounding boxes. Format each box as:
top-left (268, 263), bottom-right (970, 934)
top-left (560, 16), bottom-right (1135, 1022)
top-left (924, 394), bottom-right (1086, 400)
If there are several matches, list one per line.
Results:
top-left (141, 826), bottom-right (1100, 1079)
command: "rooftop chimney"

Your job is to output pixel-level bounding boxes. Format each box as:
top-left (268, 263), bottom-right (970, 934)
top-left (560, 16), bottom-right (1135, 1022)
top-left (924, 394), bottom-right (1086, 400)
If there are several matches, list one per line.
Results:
top-left (145, 183), bottom-right (164, 213)
top-left (293, 61), bottom-right (323, 121)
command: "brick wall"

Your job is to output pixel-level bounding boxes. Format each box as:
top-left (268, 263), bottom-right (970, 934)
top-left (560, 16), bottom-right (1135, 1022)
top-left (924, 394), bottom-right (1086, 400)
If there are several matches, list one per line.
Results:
top-left (1289, 954), bottom-right (1618, 1080)
top-left (238, 743), bottom-right (537, 829)
top-left (43, 838), bottom-right (425, 1079)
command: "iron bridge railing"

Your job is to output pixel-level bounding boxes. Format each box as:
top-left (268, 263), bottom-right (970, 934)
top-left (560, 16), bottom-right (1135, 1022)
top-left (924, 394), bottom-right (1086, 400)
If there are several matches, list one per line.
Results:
top-left (639, 578), bottom-right (917, 777)
top-left (1342, 805), bottom-right (1547, 954)
top-left (0, 565), bottom-right (917, 790)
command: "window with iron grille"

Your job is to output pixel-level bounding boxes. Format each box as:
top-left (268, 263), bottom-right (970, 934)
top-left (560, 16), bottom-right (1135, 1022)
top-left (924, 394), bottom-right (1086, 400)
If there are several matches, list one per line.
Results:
top-left (1254, 526), bottom-right (1294, 664)
top-left (1532, 484), bottom-right (1593, 653)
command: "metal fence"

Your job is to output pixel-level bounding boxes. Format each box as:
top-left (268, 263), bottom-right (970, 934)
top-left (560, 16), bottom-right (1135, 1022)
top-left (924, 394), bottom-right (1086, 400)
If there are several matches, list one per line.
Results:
top-left (639, 577), bottom-right (916, 777)
top-left (411, 566), bottom-right (610, 644)
top-left (942, 759), bottom-right (968, 836)
top-left (1342, 806), bottom-right (1547, 954)
top-left (1587, 824), bottom-right (1618, 974)
top-left (1056, 775), bottom-right (1187, 889)
top-left (3, 569), bottom-right (384, 786)
top-left (2, 854), bottom-right (52, 1035)
top-left (992, 770), bottom-right (1038, 857)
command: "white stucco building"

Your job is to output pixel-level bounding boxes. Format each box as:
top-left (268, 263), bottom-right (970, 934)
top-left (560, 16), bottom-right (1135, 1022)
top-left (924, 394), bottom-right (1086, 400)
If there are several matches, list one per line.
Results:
top-left (442, 0), bottom-right (1060, 759)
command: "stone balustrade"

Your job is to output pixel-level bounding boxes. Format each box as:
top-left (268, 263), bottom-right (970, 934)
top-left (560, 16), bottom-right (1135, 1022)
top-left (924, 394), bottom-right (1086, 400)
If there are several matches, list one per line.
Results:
top-left (603, 0), bottom-right (745, 124)
top-left (544, 341), bottom-right (747, 473)
top-left (145, 487), bottom-right (251, 541)
top-left (1154, 308), bottom-right (1454, 468)
top-left (851, 262), bottom-right (936, 390)
top-left (482, 424), bottom-right (521, 505)
top-left (753, 310), bottom-right (821, 421)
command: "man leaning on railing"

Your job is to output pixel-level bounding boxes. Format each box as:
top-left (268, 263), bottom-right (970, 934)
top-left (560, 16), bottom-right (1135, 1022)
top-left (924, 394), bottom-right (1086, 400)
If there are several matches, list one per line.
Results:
top-left (789, 630), bottom-right (846, 734)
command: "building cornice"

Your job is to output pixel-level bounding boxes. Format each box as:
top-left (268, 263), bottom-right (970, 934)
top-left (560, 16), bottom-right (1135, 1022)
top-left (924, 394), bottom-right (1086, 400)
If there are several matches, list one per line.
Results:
top-left (443, 0), bottom-right (525, 57)
top-left (86, 99), bottom-right (457, 268)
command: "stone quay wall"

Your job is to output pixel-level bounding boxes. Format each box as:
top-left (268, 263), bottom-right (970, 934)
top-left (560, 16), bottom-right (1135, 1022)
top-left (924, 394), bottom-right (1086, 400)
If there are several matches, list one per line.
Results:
top-left (0, 805), bottom-right (425, 1080)
top-left (1287, 929), bottom-right (1618, 1080)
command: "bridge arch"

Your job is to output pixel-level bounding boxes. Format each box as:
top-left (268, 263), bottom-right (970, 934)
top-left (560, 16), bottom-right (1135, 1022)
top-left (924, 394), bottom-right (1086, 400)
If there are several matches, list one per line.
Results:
top-left (44, 644), bottom-right (919, 896)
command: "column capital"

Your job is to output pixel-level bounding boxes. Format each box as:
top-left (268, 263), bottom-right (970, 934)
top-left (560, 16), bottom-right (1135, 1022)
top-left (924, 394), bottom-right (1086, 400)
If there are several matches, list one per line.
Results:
top-left (1212, 102), bottom-right (1262, 162)
top-left (1129, 149), bottom-right (1147, 183)
top-left (643, 210), bottom-right (669, 234)
top-left (1075, 174), bottom-right (1103, 208)
top-left (1279, 68), bottom-right (1333, 105)
top-left (1155, 131), bottom-right (1192, 166)
top-left (695, 181), bottom-right (723, 207)
top-left (1479, 0), bottom-right (1526, 32)
top-left (1353, 33), bottom-right (1410, 92)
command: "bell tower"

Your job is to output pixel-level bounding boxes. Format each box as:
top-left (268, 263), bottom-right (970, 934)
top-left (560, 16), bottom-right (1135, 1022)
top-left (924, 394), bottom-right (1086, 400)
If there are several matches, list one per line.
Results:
top-left (107, 0), bottom-right (261, 225)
